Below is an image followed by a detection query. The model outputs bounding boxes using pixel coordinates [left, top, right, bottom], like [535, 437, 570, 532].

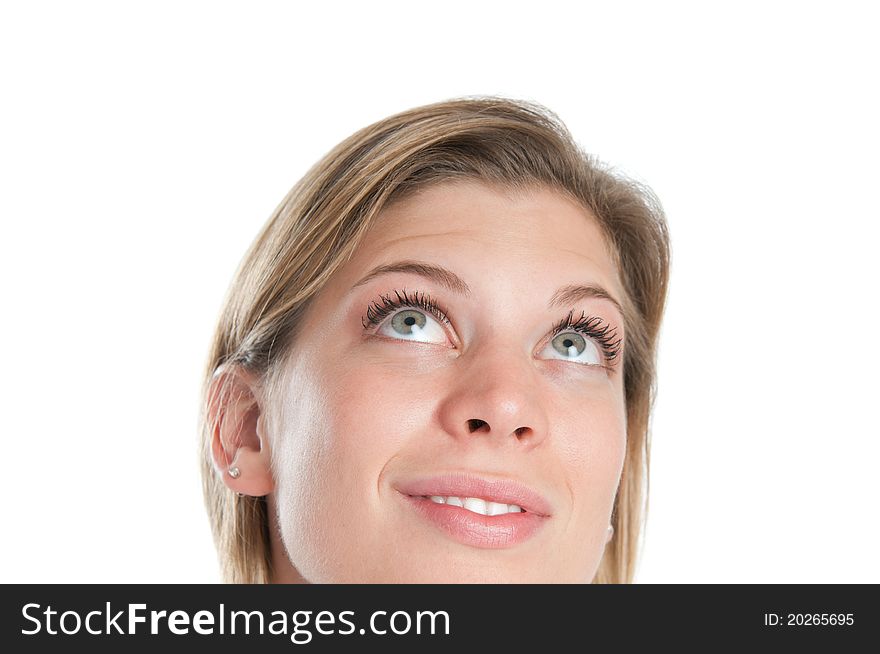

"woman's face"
[266, 180, 628, 583]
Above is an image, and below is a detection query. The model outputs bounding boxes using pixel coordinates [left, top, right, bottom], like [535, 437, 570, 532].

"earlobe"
[206, 364, 275, 497]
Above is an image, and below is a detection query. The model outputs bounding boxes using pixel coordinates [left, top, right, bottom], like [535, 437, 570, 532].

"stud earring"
[228, 466, 241, 479]
[606, 525, 614, 541]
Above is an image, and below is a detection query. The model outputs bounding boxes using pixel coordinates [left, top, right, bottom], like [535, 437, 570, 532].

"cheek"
[557, 394, 627, 518]
[322, 358, 420, 480]
[269, 355, 411, 579]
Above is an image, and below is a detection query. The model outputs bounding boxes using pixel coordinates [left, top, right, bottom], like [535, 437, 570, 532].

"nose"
[436, 340, 550, 450]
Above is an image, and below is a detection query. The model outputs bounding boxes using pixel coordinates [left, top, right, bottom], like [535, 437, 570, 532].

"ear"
[206, 363, 274, 497]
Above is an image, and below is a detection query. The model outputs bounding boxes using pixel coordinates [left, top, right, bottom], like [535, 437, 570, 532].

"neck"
[266, 493, 310, 584]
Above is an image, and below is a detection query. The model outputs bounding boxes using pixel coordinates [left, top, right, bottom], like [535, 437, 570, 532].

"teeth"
[424, 495, 525, 515]
[487, 501, 509, 516]
[462, 497, 488, 514]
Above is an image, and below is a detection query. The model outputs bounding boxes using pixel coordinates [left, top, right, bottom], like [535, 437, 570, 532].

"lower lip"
[399, 492, 549, 549]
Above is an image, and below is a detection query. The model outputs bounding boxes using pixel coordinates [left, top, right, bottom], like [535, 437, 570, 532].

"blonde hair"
[199, 95, 671, 583]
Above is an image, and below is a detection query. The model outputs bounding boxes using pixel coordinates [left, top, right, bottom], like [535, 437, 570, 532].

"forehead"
[348, 180, 623, 298]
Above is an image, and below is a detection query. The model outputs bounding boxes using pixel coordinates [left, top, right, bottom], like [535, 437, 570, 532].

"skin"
[212, 180, 628, 583]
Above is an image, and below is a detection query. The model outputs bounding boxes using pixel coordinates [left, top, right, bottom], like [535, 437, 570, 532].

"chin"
[352, 555, 586, 584]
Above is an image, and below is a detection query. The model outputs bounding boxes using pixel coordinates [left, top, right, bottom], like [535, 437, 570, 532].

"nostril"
[467, 419, 487, 432]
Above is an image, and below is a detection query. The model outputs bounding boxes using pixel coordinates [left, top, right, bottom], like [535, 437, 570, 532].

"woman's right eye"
[374, 308, 449, 344]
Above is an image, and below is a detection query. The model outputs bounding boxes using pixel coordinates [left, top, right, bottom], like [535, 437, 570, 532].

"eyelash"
[361, 289, 623, 369]
[550, 309, 623, 367]
[362, 289, 452, 330]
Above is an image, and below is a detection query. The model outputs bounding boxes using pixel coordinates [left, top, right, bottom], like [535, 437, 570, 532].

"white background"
[1, 1, 877, 583]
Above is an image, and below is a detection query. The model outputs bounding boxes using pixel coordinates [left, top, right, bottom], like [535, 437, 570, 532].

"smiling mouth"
[395, 472, 553, 517]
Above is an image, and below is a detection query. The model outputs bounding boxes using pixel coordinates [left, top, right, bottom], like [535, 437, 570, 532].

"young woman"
[200, 96, 671, 583]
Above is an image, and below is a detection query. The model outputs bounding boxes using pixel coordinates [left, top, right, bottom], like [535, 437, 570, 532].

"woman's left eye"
[541, 331, 603, 366]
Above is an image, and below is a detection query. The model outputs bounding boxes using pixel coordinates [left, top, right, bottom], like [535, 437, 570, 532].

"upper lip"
[395, 472, 554, 517]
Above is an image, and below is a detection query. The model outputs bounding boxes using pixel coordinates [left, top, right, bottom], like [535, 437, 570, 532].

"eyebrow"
[350, 260, 625, 317]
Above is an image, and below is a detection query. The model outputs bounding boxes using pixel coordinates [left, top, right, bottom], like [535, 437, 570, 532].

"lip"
[394, 472, 553, 549]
